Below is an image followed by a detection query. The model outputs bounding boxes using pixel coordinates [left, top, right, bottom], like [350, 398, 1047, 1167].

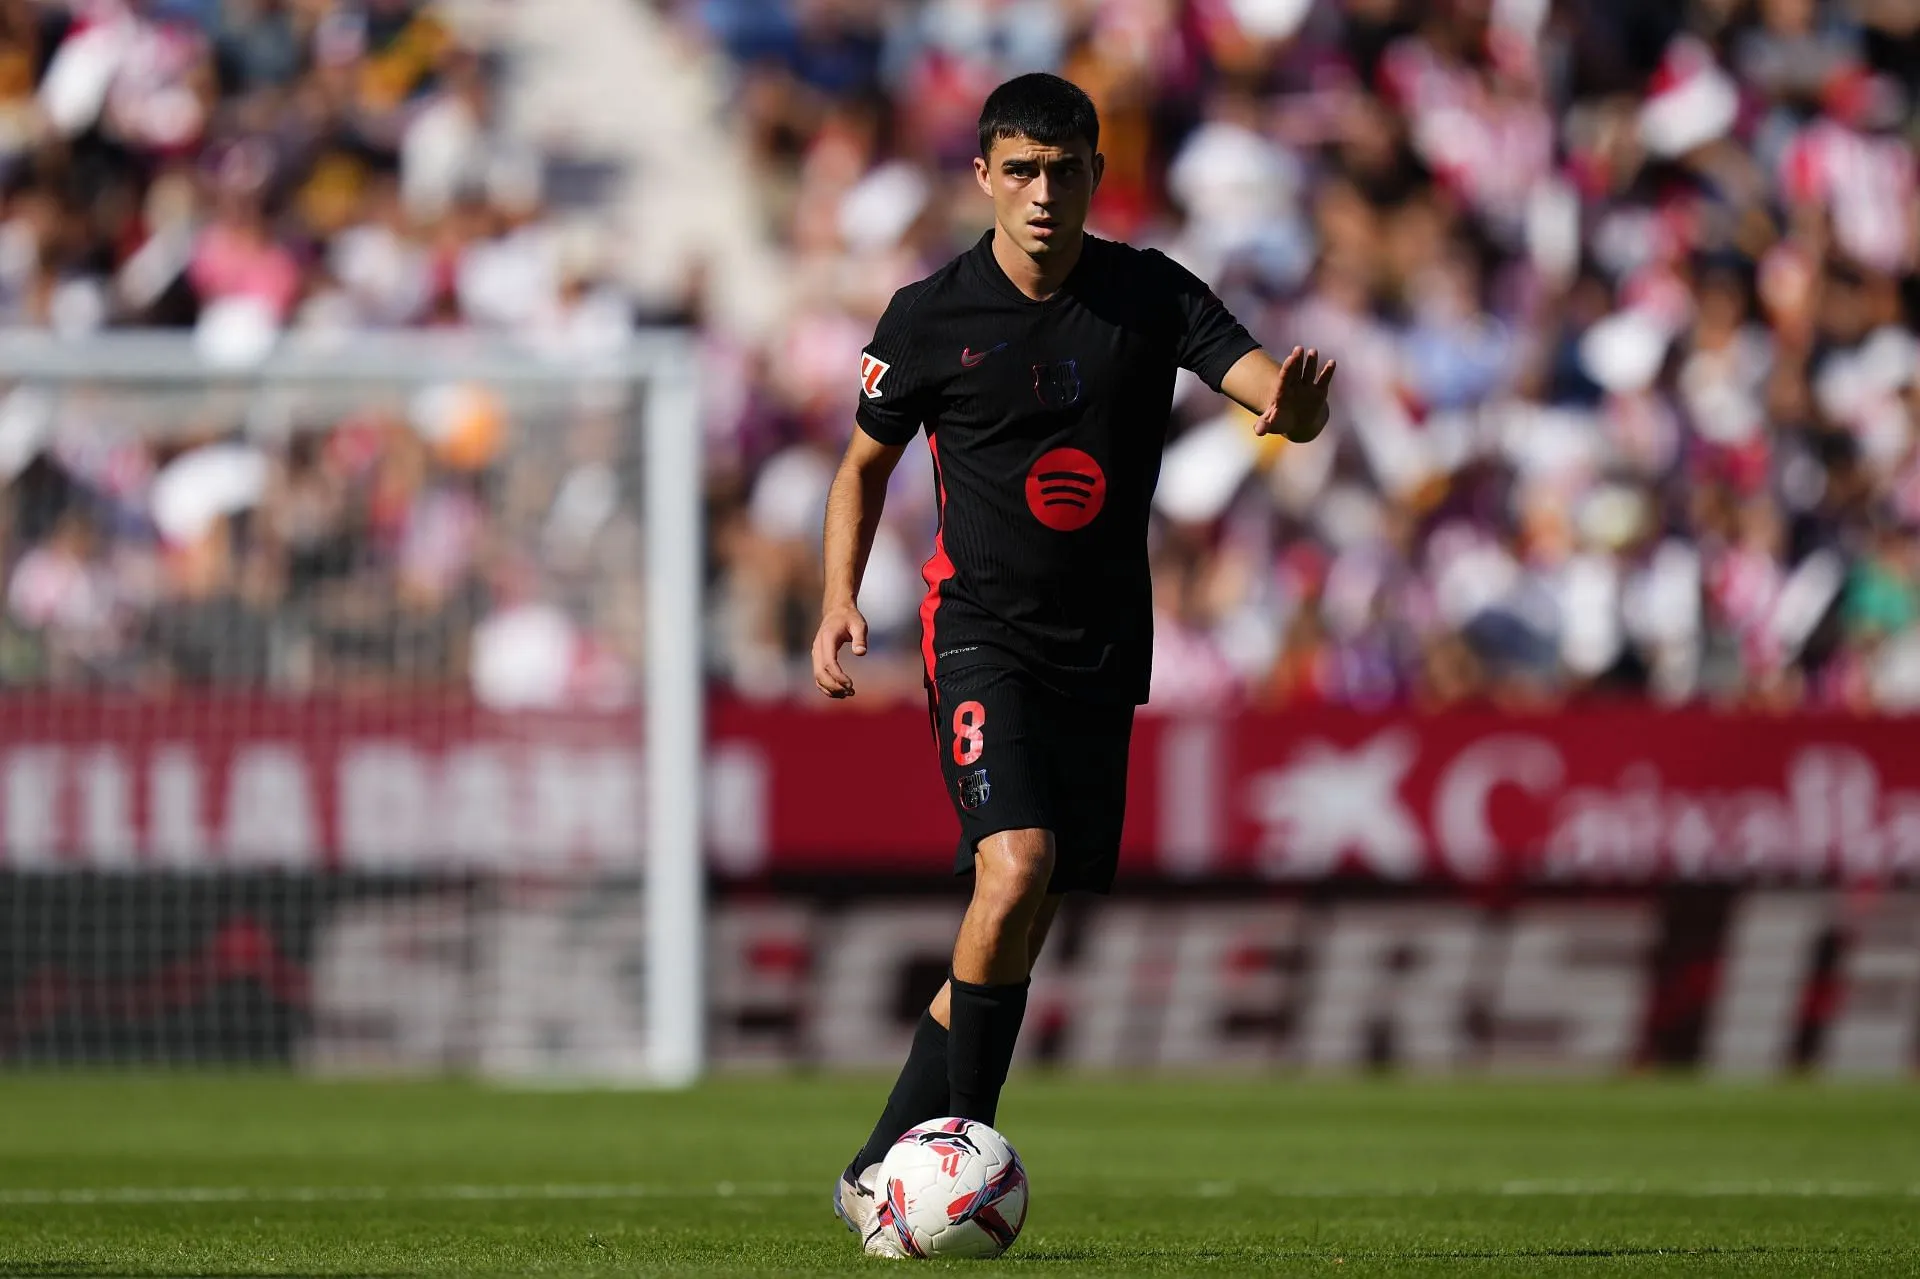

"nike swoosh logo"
[960, 343, 1008, 368]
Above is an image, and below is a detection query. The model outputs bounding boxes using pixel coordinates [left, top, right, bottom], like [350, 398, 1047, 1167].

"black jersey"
[855, 230, 1260, 705]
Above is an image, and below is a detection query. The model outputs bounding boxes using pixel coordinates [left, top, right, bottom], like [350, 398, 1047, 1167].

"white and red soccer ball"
[874, 1117, 1029, 1259]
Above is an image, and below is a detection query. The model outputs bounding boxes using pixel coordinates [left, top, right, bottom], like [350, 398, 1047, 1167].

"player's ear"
[972, 153, 993, 198]
[1090, 151, 1105, 196]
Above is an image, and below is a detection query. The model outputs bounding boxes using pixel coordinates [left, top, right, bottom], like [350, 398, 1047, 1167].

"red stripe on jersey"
[919, 433, 955, 684]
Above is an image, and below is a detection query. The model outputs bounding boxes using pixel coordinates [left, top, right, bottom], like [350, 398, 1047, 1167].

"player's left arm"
[1155, 248, 1336, 444]
[1220, 346, 1336, 443]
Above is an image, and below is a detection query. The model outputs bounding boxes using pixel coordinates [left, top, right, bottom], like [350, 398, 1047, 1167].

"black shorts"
[926, 663, 1135, 895]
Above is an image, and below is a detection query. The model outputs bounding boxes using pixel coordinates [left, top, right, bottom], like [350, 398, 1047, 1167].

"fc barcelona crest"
[1031, 359, 1081, 409]
[958, 768, 992, 810]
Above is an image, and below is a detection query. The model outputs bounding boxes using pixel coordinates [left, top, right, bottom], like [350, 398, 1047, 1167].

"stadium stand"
[674, 0, 1920, 712]
[2, 0, 1918, 715]
[0, 0, 658, 703]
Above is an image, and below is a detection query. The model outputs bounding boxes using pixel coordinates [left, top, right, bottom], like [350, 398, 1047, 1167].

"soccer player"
[815, 73, 1335, 1255]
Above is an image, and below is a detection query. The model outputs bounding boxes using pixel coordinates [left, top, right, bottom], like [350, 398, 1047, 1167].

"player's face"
[974, 134, 1103, 257]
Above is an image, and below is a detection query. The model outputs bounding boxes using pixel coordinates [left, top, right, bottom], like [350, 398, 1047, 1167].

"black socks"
[850, 1009, 951, 1177]
[848, 974, 1032, 1179]
[946, 974, 1030, 1126]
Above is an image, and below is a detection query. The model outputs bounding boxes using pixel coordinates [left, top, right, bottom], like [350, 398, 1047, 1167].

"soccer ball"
[874, 1117, 1028, 1259]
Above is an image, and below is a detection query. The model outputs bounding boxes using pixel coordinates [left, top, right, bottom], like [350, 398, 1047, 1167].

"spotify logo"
[1024, 447, 1106, 531]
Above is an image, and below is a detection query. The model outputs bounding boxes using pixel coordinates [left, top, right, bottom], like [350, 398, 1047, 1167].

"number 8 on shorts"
[951, 700, 987, 765]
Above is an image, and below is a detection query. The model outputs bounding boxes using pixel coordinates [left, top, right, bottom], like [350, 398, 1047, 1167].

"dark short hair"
[978, 73, 1099, 160]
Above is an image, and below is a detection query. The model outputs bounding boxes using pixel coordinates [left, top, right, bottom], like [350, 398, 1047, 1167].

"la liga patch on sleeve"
[860, 352, 891, 399]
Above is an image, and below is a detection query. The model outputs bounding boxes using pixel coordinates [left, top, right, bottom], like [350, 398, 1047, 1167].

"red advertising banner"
[3, 696, 1920, 882]
[0, 698, 646, 872]
[715, 701, 1920, 884]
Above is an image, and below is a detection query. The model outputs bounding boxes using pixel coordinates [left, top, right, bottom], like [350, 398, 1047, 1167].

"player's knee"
[973, 832, 1054, 913]
[973, 870, 1049, 926]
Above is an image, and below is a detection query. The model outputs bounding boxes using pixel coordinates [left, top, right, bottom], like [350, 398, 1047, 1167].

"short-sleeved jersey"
[856, 230, 1260, 705]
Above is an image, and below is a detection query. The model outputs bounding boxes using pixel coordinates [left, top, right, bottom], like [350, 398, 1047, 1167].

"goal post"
[0, 329, 705, 1085]
[641, 343, 704, 1086]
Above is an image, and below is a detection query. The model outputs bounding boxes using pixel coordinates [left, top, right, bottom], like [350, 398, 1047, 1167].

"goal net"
[0, 331, 703, 1082]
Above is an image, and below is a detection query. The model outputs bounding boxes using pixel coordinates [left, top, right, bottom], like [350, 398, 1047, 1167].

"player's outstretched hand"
[1255, 346, 1337, 443]
[812, 602, 868, 698]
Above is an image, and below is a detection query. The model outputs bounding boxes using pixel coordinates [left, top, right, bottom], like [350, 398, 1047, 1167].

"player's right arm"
[815, 284, 934, 698]
[814, 427, 907, 698]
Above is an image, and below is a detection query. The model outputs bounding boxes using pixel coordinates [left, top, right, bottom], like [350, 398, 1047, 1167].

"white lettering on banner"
[337, 743, 650, 871]
[4, 748, 61, 868]
[438, 745, 516, 868]
[1705, 893, 1830, 1077]
[1158, 721, 1221, 877]
[1485, 906, 1655, 1074]
[1544, 748, 1920, 883]
[17, 709, 1920, 881]
[528, 747, 641, 866]
[222, 745, 318, 867]
[1234, 729, 1920, 884]
[1153, 905, 1300, 1068]
[1671, 789, 1794, 880]
[1886, 803, 1920, 878]
[1432, 736, 1562, 879]
[338, 743, 433, 869]
[1821, 895, 1920, 1078]
[1545, 765, 1666, 880]
[1053, 906, 1157, 1069]
[1245, 730, 1424, 878]
[300, 896, 470, 1074]
[706, 744, 768, 876]
[79, 748, 135, 867]
[1791, 748, 1920, 880]
[1791, 748, 1848, 872]
[1299, 906, 1482, 1072]
[0, 736, 688, 868]
[148, 746, 208, 867]
[473, 885, 649, 1079]
[297, 893, 1920, 1077]
[1012, 943, 1075, 1067]
[708, 902, 812, 1067]
[812, 903, 958, 1069]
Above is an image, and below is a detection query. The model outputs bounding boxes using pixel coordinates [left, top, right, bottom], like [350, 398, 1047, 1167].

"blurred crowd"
[4, 0, 1920, 715]
[683, 0, 1920, 713]
[0, 0, 645, 702]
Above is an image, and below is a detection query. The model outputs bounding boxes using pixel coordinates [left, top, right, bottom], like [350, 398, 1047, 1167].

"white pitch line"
[1497, 1180, 1915, 1199]
[2, 1181, 1916, 1207]
[0, 1183, 801, 1206]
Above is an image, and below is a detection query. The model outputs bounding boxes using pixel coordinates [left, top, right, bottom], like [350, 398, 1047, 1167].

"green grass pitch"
[1, 1075, 1916, 1276]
